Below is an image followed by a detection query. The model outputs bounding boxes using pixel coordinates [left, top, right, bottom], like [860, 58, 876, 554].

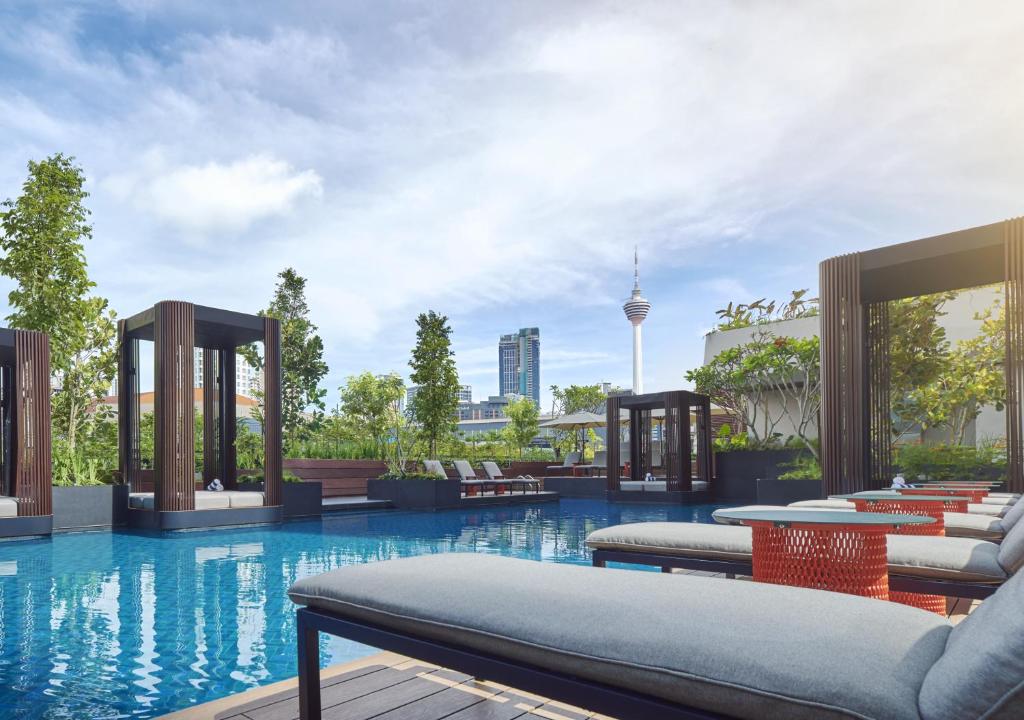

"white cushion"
[194, 491, 231, 510]
[981, 496, 1016, 506]
[791, 499, 856, 509]
[618, 481, 644, 491]
[691, 480, 708, 491]
[129, 493, 154, 510]
[0, 497, 17, 518]
[968, 503, 1008, 517]
[224, 491, 264, 508]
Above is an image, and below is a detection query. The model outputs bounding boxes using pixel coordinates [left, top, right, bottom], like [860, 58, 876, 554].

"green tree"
[503, 395, 540, 459]
[548, 383, 607, 455]
[337, 372, 405, 459]
[241, 268, 329, 448]
[0, 154, 119, 483]
[408, 310, 460, 457]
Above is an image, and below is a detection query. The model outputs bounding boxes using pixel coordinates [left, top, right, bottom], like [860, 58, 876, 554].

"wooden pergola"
[820, 217, 1024, 495]
[606, 390, 713, 494]
[0, 328, 52, 537]
[117, 301, 283, 515]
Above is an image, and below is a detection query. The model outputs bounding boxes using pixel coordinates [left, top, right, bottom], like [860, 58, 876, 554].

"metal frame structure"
[589, 548, 999, 600]
[0, 328, 53, 538]
[295, 606, 724, 720]
[821, 218, 1024, 495]
[117, 301, 283, 526]
[606, 390, 713, 496]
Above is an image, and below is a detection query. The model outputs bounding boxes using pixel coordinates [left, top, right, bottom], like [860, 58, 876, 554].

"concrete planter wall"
[541, 476, 606, 498]
[756, 477, 823, 505]
[714, 449, 802, 502]
[237, 481, 323, 518]
[52, 484, 130, 531]
[367, 477, 461, 510]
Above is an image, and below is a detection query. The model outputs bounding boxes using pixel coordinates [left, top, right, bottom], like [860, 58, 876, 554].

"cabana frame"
[606, 390, 713, 499]
[820, 218, 1024, 495]
[118, 301, 283, 529]
[0, 328, 53, 538]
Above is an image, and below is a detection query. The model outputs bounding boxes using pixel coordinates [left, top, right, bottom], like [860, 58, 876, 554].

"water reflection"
[0, 499, 721, 718]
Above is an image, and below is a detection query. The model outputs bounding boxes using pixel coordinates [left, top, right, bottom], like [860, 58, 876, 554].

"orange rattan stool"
[747, 521, 890, 600]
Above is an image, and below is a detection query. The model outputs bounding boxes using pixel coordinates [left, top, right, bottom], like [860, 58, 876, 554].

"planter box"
[541, 476, 607, 498]
[53, 484, 130, 531]
[756, 477, 823, 505]
[367, 477, 461, 510]
[235, 481, 324, 518]
[714, 449, 802, 502]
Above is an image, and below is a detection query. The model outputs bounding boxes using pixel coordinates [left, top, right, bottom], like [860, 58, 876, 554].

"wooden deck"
[158, 568, 980, 720]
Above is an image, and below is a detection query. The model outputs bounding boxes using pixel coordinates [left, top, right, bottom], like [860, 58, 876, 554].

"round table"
[898, 487, 988, 502]
[712, 509, 934, 601]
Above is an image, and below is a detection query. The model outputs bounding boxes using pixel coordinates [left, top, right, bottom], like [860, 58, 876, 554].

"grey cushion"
[691, 480, 708, 491]
[0, 496, 17, 518]
[422, 459, 446, 477]
[481, 461, 504, 480]
[968, 502, 1009, 517]
[587, 522, 753, 561]
[289, 554, 950, 720]
[547, 452, 581, 470]
[129, 492, 154, 510]
[919, 568, 1024, 720]
[790, 499, 856, 509]
[886, 535, 1006, 582]
[981, 496, 1017, 506]
[453, 460, 477, 481]
[999, 495, 1024, 532]
[224, 491, 264, 508]
[997, 515, 1024, 574]
[943, 512, 1005, 540]
[618, 481, 644, 491]
[194, 491, 231, 510]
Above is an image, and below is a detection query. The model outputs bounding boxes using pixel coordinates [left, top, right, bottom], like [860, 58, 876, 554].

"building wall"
[193, 349, 261, 399]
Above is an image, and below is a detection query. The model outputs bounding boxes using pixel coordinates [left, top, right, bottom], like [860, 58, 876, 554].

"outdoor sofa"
[127, 489, 265, 510]
[586, 495, 1024, 600]
[482, 461, 540, 493]
[289, 552, 1024, 720]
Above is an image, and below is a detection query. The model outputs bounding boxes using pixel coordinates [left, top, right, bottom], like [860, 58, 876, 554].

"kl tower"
[622, 247, 651, 394]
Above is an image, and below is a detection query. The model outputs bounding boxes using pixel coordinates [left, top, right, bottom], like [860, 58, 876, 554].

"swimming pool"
[0, 499, 724, 719]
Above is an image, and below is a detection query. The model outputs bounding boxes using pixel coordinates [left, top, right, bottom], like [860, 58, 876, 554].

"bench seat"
[289, 553, 952, 720]
[788, 500, 1008, 540]
[129, 490, 264, 510]
[0, 496, 17, 518]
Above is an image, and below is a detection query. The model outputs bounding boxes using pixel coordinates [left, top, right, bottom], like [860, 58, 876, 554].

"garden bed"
[52, 484, 130, 531]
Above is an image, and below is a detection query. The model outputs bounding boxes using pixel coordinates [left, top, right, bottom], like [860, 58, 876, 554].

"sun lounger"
[574, 450, 607, 475]
[545, 451, 580, 473]
[482, 461, 540, 493]
[289, 553, 1024, 720]
[795, 495, 1014, 518]
[422, 459, 447, 478]
[453, 459, 499, 495]
[586, 509, 1024, 600]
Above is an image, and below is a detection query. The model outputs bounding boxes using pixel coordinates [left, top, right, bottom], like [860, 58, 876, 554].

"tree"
[548, 384, 608, 455]
[337, 372, 405, 459]
[0, 154, 119, 483]
[408, 310, 460, 457]
[503, 395, 540, 459]
[241, 268, 329, 448]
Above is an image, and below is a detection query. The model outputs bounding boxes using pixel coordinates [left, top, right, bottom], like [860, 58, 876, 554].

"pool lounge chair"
[289, 553, 1024, 720]
[586, 502, 1024, 600]
[453, 460, 498, 495]
[545, 451, 580, 474]
[574, 450, 607, 475]
[792, 495, 1014, 519]
[482, 461, 540, 493]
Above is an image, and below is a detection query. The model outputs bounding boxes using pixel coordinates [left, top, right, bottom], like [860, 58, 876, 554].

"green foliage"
[408, 310, 460, 456]
[896, 441, 1007, 484]
[240, 267, 329, 449]
[548, 383, 607, 455]
[237, 470, 302, 484]
[713, 289, 818, 331]
[235, 421, 264, 470]
[777, 454, 822, 481]
[687, 332, 821, 458]
[0, 153, 119, 485]
[336, 372, 405, 459]
[712, 423, 750, 451]
[502, 395, 541, 459]
[377, 471, 448, 481]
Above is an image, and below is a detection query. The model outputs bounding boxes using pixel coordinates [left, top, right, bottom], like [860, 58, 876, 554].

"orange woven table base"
[901, 488, 986, 502]
[851, 500, 956, 536]
[890, 590, 947, 615]
[749, 525, 889, 599]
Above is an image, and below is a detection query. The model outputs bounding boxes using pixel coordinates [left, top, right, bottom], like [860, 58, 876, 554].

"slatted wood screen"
[263, 317, 283, 506]
[154, 301, 195, 511]
[14, 330, 51, 516]
[604, 394, 621, 490]
[1005, 217, 1024, 494]
[820, 254, 866, 496]
[867, 302, 893, 489]
[202, 349, 218, 485]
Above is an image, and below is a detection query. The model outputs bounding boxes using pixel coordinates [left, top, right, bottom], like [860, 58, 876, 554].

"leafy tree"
[337, 372, 405, 459]
[548, 383, 607, 455]
[408, 310, 460, 457]
[713, 289, 818, 331]
[503, 395, 540, 459]
[0, 154, 119, 483]
[241, 268, 329, 448]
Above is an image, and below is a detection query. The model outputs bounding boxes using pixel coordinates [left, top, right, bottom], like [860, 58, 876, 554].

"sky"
[1, 1, 1024, 411]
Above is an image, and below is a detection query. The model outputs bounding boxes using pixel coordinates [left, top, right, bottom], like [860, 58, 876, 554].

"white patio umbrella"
[540, 411, 607, 460]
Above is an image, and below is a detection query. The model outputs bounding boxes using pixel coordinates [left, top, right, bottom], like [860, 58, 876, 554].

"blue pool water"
[0, 499, 723, 719]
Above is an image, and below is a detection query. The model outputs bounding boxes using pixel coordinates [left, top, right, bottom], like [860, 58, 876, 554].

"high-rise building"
[622, 247, 651, 394]
[407, 384, 472, 412]
[499, 328, 540, 406]
[193, 349, 262, 399]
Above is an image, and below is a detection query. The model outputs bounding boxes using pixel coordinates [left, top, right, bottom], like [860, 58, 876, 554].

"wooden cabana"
[118, 301, 283, 529]
[0, 328, 52, 538]
[606, 390, 713, 500]
[820, 217, 1024, 495]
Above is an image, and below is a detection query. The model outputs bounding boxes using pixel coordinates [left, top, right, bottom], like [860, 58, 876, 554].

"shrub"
[237, 470, 303, 484]
[895, 442, 1006, 483]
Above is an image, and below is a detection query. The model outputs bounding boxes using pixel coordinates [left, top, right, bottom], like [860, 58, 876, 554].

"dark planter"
[714, 449, 802, 502]
[235, 480, 324, 518]
[756, 477, 823, 505]
[53, 484, 130, 531]
[541, 476, 607, 498]
[367, 477, 461, 509]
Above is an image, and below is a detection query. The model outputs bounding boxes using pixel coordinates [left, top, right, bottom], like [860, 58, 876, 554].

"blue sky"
[2, 1, 1023, 410]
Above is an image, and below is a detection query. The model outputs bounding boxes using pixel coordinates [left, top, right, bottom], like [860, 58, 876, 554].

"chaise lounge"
[289, 552, 1024, 719]
[545, 452, 580, 474]
[452, 460, 499, 495]
[482, 461, 540, 493]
